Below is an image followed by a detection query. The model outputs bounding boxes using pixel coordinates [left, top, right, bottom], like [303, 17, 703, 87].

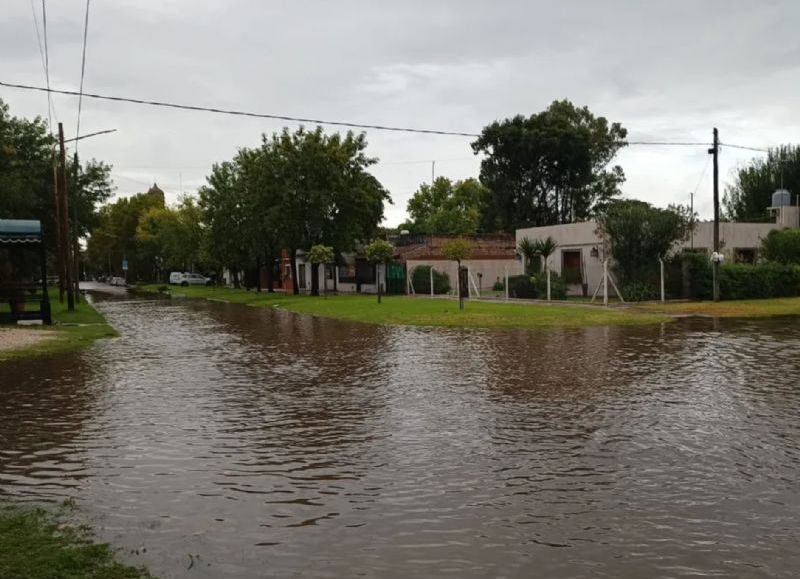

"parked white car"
[171, 272, 211, 286]
[109, 276, 126, 287]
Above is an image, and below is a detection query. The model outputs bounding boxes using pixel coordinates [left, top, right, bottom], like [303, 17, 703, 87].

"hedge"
[507, 275, 537, 299]
[666, 254, 800, 300]
[411, 265, 451, 294]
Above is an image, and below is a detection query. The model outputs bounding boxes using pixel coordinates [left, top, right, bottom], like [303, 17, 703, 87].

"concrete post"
[603, 259, 608, 307]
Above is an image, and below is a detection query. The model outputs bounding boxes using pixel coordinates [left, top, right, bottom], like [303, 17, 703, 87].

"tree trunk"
[290, 250, 300, 295]
[310, 263, 320, 296]
[232, 268, 240, 289]
[256, 259, 262, 293]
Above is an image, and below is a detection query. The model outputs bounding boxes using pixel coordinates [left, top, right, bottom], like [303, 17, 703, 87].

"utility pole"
[431, 160, 435, 184]
[58, 123, 75, 311]
[72, 152, 81, 304]
[709, 127, 720, 302]
[689, 191, 694, 249]
[52, 155, 64, 303]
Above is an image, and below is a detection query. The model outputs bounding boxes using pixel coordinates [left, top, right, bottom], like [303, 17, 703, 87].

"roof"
[0, 219, 43, 243]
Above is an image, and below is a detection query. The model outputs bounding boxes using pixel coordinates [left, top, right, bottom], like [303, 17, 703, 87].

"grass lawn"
[0, 298, 118, 361]
[632, 296, 800, 318]
[0, 506, 153, 579]
[136, 284, 668, 329]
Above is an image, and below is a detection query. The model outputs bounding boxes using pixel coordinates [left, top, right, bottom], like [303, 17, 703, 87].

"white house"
[516, 215, 793, 296]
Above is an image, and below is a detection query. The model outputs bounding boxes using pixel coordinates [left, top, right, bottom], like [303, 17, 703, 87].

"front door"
[561, 250, 582, 285]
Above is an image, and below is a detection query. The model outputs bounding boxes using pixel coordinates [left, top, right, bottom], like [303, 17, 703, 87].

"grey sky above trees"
[2, 0, 799, 226]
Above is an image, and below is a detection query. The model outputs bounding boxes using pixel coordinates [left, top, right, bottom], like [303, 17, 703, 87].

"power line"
[40, 1, 55, 130]
[0, 80, 482, 137]
[721, 142, 770, 153]
[0, 79, 780, 152]
[75, 0, 91, 155]
[627, 140, 708, 146]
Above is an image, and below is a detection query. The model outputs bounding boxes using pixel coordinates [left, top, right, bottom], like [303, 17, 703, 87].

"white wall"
[516, 220, 782, 295]
[407, 259, 522, 293]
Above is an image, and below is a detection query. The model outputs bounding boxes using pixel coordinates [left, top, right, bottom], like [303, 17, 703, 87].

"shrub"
[411, 266, 451, 294]
[621, 281, 659, 302]
[507, 274, 537, 299]
[719, 263, 800, 299]
[492, 279, 505, 291]
[761, 228, 800, 264]
[531, 271, 567, 299]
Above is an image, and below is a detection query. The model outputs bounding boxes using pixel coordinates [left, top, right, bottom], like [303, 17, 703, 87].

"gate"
[385, 262, 406, 295]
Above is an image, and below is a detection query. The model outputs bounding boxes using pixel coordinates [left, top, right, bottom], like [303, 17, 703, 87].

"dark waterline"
[1, 296, 799, 578]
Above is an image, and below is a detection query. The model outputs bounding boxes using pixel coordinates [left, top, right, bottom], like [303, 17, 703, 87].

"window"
[339, 263, 357, 283]
[734, 248, 757, 264]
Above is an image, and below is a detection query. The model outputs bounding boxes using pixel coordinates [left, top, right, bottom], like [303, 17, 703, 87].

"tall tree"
[198, 162, 252, 287]
[403, 177, 487, 235]
[85, 185, 165, 280]
[472, 100, 627, 232]
[724, 145, 800, 222]
[597, 200, 691, 287]
[0, 99, 113, 253]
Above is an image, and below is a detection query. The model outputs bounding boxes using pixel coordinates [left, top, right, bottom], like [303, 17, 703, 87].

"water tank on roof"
[772, 188, 792, 208]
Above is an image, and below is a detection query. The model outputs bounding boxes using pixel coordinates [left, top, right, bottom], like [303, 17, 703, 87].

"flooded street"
[1, 295, 799, 578]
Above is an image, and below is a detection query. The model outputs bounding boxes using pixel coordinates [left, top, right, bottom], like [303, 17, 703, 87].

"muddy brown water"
[1, 295, 799, 578]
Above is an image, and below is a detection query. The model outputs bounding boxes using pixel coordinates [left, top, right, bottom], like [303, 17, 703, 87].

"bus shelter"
[0, 219, 52, 325]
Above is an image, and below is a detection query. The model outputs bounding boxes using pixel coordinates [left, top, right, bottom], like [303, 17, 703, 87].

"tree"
[597, 200, 691, 287]
[85, 185, 165, 281]
[136, 197, 205, 279]
[365, 239, 394, 303]
[441, 238, 472, 267]
[724, 145, 800, 222]
[307, 244, 334, 296]
[404, 177, 487, 235]
[761, 228, 800, 264]
[472, 100, 627, 232]
[517, 237, 538, 274]
[258, 126, 389, 294]
[0, 99, 113, 255]
[534, 236, 559, 275]
[198, 162, 252, 287]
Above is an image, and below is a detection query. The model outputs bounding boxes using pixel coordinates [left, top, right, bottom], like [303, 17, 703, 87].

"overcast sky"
[2, 0, 799, 225]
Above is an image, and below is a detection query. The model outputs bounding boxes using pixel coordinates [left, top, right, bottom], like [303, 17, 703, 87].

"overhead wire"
[75, 0, 91, 155]
[2, 79, 771, 151]
[40, 1, 56, 130]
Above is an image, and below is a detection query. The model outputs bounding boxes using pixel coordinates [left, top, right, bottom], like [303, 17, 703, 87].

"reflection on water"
[1, 297, 799, 578]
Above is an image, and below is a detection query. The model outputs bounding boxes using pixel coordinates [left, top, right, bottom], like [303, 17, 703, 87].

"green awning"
[0, 219, 43, 243]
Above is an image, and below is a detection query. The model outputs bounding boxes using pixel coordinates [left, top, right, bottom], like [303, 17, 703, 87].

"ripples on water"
[1, 297, 799, 577]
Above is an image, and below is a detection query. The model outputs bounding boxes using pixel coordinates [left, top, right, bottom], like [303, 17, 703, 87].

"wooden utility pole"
[52, 156, 64, 303]
[709, 128, 720, 302]
[58, 123, 75, 311]
[72, 152, 81, 304]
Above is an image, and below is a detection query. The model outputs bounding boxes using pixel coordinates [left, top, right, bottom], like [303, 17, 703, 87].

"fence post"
[430, 266, 434, 297]
[547, 265, 551, 302]
[603, 259, 608, 306]
[660, 257, 665, 303]
[504, 266, 509, 300]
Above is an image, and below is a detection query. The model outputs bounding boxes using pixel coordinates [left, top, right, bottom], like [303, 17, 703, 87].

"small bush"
[531, 271, 567, 299]
[492, 279, 505, 291]
[411, 266, 451, 294]
[507, 275, 538, 299]
[621, 281, 659, 302]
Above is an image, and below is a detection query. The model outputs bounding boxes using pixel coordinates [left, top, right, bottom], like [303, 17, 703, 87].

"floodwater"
[1, 295, 799, 578]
